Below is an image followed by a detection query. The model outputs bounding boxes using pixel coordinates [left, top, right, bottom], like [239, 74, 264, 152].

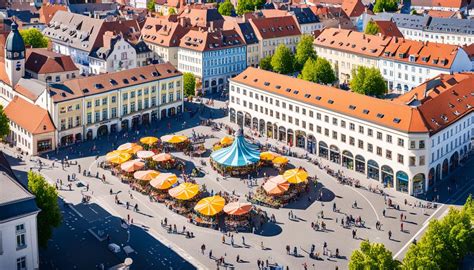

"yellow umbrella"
[120, 159, 145, 172]
[272, 156, 289, 165]
[168, 182, 199, 200]
[194, 196, 225, 216]
[106, 150, 131, 164]
[283, 168, 308, 184]
[150, 173, 178, 190]
[220, 136, 234, 146]
[140, 136, 159, 145]
[117, 143, 143, 154]
[161, 135, 188, 144]
[133, 170, 160, 181]
[260, 151, 280, 161]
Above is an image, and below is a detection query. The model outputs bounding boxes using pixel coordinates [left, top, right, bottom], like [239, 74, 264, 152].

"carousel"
[210, 128, 261, 176]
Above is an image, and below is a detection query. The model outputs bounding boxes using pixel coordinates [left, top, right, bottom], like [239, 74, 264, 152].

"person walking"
[201, 244, 206, 254]
[388, 230, 392, 240]
[400, 222, 404, 232]
[209, 249, 213, 259]
[286, 245, 290, 255]
[222, 235, 225, 244]
[242, 236, 245, 246]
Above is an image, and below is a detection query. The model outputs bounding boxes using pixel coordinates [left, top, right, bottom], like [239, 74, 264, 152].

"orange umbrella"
[137, 150, 154, 159]
[106, 150, 131, 164]
[117, 143, 143, 154]
[272, 156, 289, 165]
[263, 175, 289, 195]
[120, 159, 145, 172]
[152, 153, 173, 162]
[150, 173, 178, 190]
[168, 182, 199, 200]
[140, 136, 159, 145]
[133, 170, 160, 181]
[223, 202, 253, 216]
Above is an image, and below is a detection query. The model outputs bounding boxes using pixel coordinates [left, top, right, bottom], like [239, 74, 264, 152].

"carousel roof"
[211, 128, 260, 167]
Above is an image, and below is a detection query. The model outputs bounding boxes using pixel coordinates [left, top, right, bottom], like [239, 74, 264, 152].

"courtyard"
[5, 98, 474, 270]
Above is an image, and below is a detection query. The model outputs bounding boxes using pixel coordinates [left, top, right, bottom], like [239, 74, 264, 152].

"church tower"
[4, 22, 25, 86]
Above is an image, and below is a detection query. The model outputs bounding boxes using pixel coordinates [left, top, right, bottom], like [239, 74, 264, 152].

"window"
[377, 132, 382, 140]
[16, 224, 26, 250]
[341, 134, 346, 142]
[368, 129, 373, 136]
[398, 138, 404, 147]
[341, 120, 346, 128]
[386, 135, 392, 143]
[95, 99, 100, 106]
[398, 154, 404, 164]
[368, 143, 373, 153]
[359, 126, 364, 134]
[376, 147, 382, 156]
[87, 112, 92, 124]
[332, 118, 337, 125]
[111, 96, 116, 103]
[324, 115, 329, 123]
[102, 98, 107, 105]
[332, 131, 337, 139]
[17, 256, 26, 270]
[349, 137, 355, 146]
[419, 140, 425, 149]
[123, 93, 128, 100]
[419, 156, 425, 166]
[386, 150, 392, 160]
[349, 123, 355, 131]
[324, 128, 329, 136]
[410, 141, 416, 149]
[358, 140, 363, 149]
[87, 101, 92, 108]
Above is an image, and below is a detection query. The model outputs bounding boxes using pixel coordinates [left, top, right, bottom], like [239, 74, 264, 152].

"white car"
[108, 243, 121, 253]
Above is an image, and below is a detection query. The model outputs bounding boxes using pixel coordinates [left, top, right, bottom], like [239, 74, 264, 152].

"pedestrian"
[388, 230, 392, 240]
[222, 235, 225, 244]
[86, 183, 89, 191]
[293, 246, 297, 256]
[352, 229, 357, 239]
[209, 249, 212, 259]
[257, 259, 261, 269]
[286, 245, 290, 254]
[400, 213, 403, 221]
[110, 188, 113, 195]
[236, 255, 240, 262]
[127, 214, 130, 223]
[382, 209, 386, 217]
[201, 244, 205, 254]
[261, 241, 264, 250]
[242, 235, 245, 246]
[400, 223, 404, 232]
[231, 235, 234, 246]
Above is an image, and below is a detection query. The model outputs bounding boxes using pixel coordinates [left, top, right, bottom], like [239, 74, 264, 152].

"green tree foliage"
[146, 0, 155, 11]
[168, 7, 177, 15]
[365, 21, 380, 35]
[218, 0, 234, 16]
[20, 28, 48, 48]
[373, 0, 399, 13]
[300, 57, 336, 84]
[236, 0, 264, 15]
[271, 44, 294, 74]
[350, 66, 387, 96]
[294, 35, 316, 71]
[0, 105, 9, 139]
[259, 55, 272, 71]
[402, 198, 474, 270]
[27, 171, 61, 248]
[349, 240, 400, 270]
[183, 72, 196, 97]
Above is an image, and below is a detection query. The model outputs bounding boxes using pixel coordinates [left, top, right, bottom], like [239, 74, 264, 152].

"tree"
[236, 0, 264, 15]
[0, 105, 9, 139]
[301, 57, 336, 84]
[294, 35, 316, 71]
[373, 0, 398, 13]
[271, 44, 294, 74]
[350, 66, 387, 96]
[218, 0, 234, 16]
[259, 55, 272, 71]
[27, 171, 61, 248]
[183, 72, 196, 97]
[168, 7, 177, 15]
[146, 0, 155, 12]
[20, 28, 48, 48]
[365, 21, 380, 35]
[402, 200, 474, 270]
[349, 240, 400, 270]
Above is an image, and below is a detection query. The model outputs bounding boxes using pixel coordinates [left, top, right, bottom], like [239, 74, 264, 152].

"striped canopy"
[210, 128, 260, 167]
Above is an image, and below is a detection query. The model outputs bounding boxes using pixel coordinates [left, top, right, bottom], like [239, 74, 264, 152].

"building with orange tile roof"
[229, 67, 473, 195]
[411, 0, 468, 13]
[38, 4, 67, 25]
[371, 20, 404, 38]
[4, 96, 56, 155]
[25, 48, 79, 83]
[313, 28, 472, 92]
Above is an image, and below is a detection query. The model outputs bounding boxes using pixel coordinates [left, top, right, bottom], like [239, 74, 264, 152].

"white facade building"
[0, 153, 40, 270]
[229, 67, 473, 196]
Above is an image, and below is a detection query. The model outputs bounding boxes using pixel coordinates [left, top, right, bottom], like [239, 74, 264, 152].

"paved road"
[5, 99, 473, 270]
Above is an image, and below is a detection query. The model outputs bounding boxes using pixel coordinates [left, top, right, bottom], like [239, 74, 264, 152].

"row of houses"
[1, 23, 184, 155]
[313, 28, 472, 92]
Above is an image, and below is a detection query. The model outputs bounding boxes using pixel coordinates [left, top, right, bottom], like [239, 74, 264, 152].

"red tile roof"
[341, 0, 365, 17]
[426, 10, 457, 18]
[48, 63, 181, 103]
[314, 28, 392, 58]
[4, 96, 56, 135]
[249, 16, 301, 40]
[38, 4, 67, 24]
[179, 28, 245, 52]
[232, 67, 428, 133]
[25, 48, 78, 74]
[141, 16, 189, 47]
[373, 20, 404, 38]
[382, 38, 460, 69]
[395, 73, 474, 134]
[411, 0, 467, 8]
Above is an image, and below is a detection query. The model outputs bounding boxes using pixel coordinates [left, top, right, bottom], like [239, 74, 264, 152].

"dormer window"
[409, 55, 416, 62]
[398, 53, 406, 58]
